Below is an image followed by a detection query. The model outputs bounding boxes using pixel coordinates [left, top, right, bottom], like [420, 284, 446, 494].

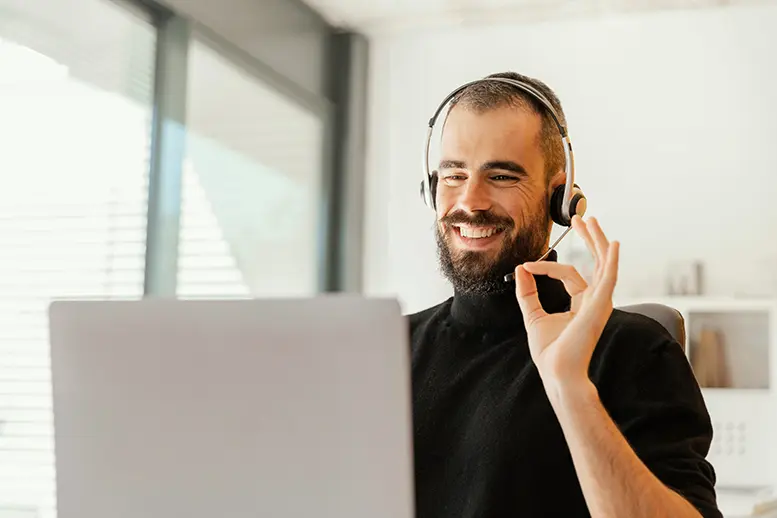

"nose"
[457, 176, 491, 213]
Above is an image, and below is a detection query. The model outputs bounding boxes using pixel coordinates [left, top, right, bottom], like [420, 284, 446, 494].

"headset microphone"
[419, 76, 587, 282]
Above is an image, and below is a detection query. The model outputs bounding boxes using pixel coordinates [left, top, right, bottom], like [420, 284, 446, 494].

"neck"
[449, 251, 570, 329]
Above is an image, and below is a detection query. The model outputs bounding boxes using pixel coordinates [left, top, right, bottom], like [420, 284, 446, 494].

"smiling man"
[408, 72, 722, 517]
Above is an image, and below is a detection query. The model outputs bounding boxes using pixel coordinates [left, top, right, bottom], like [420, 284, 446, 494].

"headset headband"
[426, 77, 568, 137]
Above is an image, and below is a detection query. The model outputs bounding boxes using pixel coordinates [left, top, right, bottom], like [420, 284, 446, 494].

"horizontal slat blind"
[0, 1, 155, 517]
[177, 163, 252, 299]
[177, 38, 325, 299]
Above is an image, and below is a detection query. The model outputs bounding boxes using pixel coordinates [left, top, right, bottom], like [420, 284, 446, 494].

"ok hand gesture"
[513, 216, 620, 388]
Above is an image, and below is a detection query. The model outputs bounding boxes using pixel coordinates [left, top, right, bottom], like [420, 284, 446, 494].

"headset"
[419, 76, 588, 282]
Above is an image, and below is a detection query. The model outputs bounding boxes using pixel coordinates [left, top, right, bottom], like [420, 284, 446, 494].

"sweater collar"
[449, 250, 571, 329]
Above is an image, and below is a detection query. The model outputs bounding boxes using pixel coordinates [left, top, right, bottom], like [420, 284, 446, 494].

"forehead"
[440, 105, 543, 163]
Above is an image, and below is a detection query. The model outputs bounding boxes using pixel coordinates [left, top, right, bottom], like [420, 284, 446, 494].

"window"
[177, 38, 325, 298]
[0, 0, 156, 516]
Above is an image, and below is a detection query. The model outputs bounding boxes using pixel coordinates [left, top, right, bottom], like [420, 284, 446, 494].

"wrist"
[542, 375, 599, 410]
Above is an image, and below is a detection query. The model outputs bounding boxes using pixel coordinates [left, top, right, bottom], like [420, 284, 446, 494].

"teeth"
[458, 226, 497, 239]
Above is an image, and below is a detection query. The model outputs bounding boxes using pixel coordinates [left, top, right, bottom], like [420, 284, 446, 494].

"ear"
[547, 170, 566, 197]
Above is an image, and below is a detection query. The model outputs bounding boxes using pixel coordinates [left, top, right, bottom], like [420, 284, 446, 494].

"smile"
[451, 224, 505, 249]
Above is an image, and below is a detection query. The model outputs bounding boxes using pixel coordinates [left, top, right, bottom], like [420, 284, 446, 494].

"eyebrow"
[438, 159, 467, 170]
[438, 159, 529, 178]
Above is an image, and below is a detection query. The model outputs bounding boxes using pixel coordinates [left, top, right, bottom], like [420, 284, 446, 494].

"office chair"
[617, 303, 686, 351]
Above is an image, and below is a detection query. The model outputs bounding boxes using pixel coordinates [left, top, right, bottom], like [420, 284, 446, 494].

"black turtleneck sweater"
[408, 267, 722, 518]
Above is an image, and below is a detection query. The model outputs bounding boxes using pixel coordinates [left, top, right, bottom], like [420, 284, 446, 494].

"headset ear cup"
[550, 185, 567, 226]
[420, 171, 437, 209]
[550, 184, 587, 226]
[420, 171, 439, 210]
[569, 188, 587, 220]
[429, 171, 438, 210]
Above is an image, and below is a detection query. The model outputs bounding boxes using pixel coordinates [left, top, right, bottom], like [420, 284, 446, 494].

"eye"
[441, 173, 467, 186]
[491, 174, 520, 183]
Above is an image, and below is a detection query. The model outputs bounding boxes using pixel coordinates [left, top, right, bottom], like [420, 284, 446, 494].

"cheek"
[435, 186, 455, 210]
[504, 191, 548, 226]
[435, 194, 456, 220]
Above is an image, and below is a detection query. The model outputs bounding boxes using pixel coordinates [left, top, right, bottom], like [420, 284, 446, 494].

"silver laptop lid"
[49, 296, 414, 518]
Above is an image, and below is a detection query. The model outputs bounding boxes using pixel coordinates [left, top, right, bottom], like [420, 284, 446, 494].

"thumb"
[514, 265, 546, 326]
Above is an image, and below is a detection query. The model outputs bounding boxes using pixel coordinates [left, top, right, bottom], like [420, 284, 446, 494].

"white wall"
[363, 4, 777, 314]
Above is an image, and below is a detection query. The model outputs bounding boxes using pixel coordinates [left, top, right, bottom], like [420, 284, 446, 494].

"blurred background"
[1, 0, 776, 516]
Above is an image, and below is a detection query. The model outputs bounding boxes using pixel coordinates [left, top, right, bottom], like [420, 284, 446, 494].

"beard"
[436, 203, 550, 295]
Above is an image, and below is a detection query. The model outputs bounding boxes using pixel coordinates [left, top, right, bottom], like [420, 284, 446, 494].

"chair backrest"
[617, 303, 686, 351]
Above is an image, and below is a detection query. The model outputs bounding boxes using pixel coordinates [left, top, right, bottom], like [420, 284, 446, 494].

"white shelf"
[704, 390, 775, 486]
[689, 310, 770, 390]
[614, 296, 777, 487]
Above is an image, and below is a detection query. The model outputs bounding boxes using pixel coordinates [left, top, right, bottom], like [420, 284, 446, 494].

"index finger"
[521, 261, 587, 297]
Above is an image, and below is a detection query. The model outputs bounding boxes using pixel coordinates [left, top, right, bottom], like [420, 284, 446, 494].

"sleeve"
[599, 327, 723, 518]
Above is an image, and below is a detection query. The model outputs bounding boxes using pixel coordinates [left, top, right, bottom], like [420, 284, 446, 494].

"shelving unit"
[614, 296, 777, 488]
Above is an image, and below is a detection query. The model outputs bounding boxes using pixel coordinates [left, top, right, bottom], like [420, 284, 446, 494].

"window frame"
[140, 3, 344, 296]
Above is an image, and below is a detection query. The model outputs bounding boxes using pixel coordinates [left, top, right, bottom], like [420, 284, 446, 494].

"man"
[408, 71, 722, 517]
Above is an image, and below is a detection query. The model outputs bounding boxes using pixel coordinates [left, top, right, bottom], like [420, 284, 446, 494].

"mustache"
[440, 210, 514, 230]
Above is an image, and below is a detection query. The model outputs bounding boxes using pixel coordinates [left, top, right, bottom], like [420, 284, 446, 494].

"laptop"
[48, 296, 415, 518]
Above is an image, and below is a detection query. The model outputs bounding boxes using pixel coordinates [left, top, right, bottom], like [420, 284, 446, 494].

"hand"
[513, 216, 620, 388]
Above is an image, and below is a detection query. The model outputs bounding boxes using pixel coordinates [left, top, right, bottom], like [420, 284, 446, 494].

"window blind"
[177, 161, 252, 299]
[177, 38, 325, 299]
[0, 2, 155, 517]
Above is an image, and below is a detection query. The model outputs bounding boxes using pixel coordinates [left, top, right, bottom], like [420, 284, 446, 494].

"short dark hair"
[447, 71, 566, 184]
